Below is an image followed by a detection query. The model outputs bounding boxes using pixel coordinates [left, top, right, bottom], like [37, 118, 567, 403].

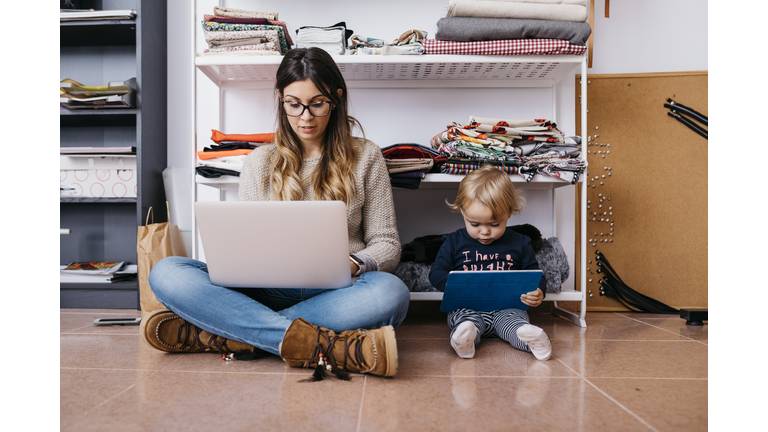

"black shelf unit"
[60, 0, 167, 309]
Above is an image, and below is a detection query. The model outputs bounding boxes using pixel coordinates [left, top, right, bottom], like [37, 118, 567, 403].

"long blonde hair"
[271, 48, 361, 204]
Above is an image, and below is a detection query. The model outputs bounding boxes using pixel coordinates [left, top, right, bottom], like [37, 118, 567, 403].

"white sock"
[516, 324, 552, 361]
[451, 321, 478, 359]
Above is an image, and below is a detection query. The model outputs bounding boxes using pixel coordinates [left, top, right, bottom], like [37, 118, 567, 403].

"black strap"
[667, 99, 708, 125]
[667, 111, 708, 140]
[594, 250, 678, 314]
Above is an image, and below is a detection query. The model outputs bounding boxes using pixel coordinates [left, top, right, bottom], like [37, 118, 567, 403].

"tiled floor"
[60, 302, 707, 431]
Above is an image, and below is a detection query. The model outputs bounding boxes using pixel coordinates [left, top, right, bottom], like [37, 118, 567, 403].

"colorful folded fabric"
[197, 149, 253, 160]
[207, 37, 266, 47]
[466, 116, 564, 141]
[447, 0, 588, 22]
[204, 29, 280, 45]
[390, 169, 429, 179]
[348, 29, 427, 56]
[197, 155, 247, 172]
[208, 17, 270, 25]
[202, 21, 289, 53]
[381, 143, 448, 162]
[212, 6, 277, 20]
[203, 142, 258, 152]
[435, 16, 592, 46]
[205, 43, 277, 54]
[196, 166, 241, 178]
[519, 156, 585, 183]
[422, 38, 587, 55]
[440, 162, 519, 175]
[203, 15, 292, 46]
[385, 158, 435, 174]
[210, 130, 275, 144]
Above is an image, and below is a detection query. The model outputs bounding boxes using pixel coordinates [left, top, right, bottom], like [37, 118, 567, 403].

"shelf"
[410, 288, 584, 301]
[196, 172, 582, 190]
[60, 280, 139, 309]
[196, 54, 586, 89]
[60, 0, 167, 310]
[60, 109, 138, 116]
[60, 197, 138, 204]
[60, 280, 139, 290]
[60, 20, 136, 46]
[60, 109, 138, 127]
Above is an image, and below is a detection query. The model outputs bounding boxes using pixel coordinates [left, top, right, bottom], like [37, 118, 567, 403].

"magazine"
[61, 261, 126, 274]
[60, 263, 137, 283]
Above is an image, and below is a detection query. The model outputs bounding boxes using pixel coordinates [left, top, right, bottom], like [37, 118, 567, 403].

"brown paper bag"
[137, 202, 186, 318]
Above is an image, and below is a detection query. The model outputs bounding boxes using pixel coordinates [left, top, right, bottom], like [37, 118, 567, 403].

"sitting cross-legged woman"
[141, 47, 410, 378]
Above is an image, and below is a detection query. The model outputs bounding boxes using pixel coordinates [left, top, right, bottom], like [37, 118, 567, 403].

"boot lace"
[156, 315, 236, 354]
[310, 328, 378, 374]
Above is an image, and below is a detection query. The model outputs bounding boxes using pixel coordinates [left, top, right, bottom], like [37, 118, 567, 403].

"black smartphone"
[92, 317, 142, 326]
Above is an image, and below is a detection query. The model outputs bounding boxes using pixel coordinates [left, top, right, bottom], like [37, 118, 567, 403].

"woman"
[142, 48, 410, 378]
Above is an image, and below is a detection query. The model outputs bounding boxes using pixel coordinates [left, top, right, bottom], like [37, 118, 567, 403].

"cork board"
[574, 71, 708, 311]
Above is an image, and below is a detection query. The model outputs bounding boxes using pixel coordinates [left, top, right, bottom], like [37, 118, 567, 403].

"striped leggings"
[447, 308, 531, 353]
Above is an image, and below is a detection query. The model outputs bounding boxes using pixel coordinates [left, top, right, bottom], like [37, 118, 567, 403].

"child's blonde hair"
[446, 164, 526, 218]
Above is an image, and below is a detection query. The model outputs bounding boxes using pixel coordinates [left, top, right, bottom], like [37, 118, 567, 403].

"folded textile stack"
[60, 78, 137, 110]
[201, 6, 292, 56]
[424, 0, 591, 56]
[348, 29, 427, 56]
[430, 116, 585, 183]
[295, 22, 353, 55]
[196, 129, 275, 178]
[381, 144, 449, 189]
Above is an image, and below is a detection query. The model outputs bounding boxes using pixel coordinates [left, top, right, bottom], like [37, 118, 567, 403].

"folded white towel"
[447, 0, 588, 22]
[295, 27, 346, 55]
[295, 28, 344, 43]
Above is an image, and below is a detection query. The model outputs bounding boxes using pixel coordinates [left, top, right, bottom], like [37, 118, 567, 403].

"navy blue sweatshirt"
[428, 227, 547, 295]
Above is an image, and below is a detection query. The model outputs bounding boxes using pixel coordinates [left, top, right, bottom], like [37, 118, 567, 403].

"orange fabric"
[197, 149, 253, 160]
[210, 129, 275, 144]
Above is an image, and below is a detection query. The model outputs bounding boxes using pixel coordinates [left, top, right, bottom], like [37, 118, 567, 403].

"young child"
[428, 164, 552, 361]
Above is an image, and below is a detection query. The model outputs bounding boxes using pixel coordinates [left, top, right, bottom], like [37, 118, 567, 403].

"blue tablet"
[440, 270, 544, 312]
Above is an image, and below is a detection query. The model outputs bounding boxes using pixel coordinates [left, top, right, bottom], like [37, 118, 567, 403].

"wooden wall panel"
[575, 71, 708, 311]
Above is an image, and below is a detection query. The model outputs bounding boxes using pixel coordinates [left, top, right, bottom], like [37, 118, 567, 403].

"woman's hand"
[521, 288, 544, 307]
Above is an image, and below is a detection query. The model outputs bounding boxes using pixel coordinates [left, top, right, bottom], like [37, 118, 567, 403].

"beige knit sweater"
[238, 138, 401, 273]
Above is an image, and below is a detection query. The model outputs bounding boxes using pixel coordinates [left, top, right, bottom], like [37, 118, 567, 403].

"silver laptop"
[194, 201, 352, 289]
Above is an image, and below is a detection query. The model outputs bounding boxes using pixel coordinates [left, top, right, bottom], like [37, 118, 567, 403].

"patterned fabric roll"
[422, 38, 586, 55]
[213, 6, 278, 20]
[205, 16, 294, 47]
[440, 162, 518, 175]
[202, 21, 290, 53]
[205, 43, 277, 54]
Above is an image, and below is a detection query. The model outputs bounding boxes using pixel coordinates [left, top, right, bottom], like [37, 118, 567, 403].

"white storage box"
[60, 155, 137, 198]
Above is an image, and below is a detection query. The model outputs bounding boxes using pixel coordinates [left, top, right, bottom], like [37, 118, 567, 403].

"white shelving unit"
[196, 54, 585, 89]
[191, 10, 588, 327]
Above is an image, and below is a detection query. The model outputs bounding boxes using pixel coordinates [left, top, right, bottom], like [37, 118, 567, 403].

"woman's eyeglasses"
[281, 100, 333, 117]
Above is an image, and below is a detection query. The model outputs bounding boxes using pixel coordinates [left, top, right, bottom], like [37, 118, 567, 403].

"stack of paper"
[60, 146, 136, 155]
[60, 78, 137, 110]
[60, 9, 136, 21]
[60, 261, 138, 283]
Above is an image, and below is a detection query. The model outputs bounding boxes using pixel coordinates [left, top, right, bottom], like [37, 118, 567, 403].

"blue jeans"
[148, 256, 411, 355]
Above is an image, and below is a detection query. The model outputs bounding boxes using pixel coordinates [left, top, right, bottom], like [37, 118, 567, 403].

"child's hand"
[521, 288, 544, 307]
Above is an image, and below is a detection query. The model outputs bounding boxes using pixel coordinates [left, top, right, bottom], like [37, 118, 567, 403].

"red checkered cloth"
[422, 39, 587, 56]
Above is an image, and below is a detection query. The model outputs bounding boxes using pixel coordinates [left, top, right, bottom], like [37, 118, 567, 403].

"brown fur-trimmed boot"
[279, 318, 398, 377]
[140, 309, 256, 354]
